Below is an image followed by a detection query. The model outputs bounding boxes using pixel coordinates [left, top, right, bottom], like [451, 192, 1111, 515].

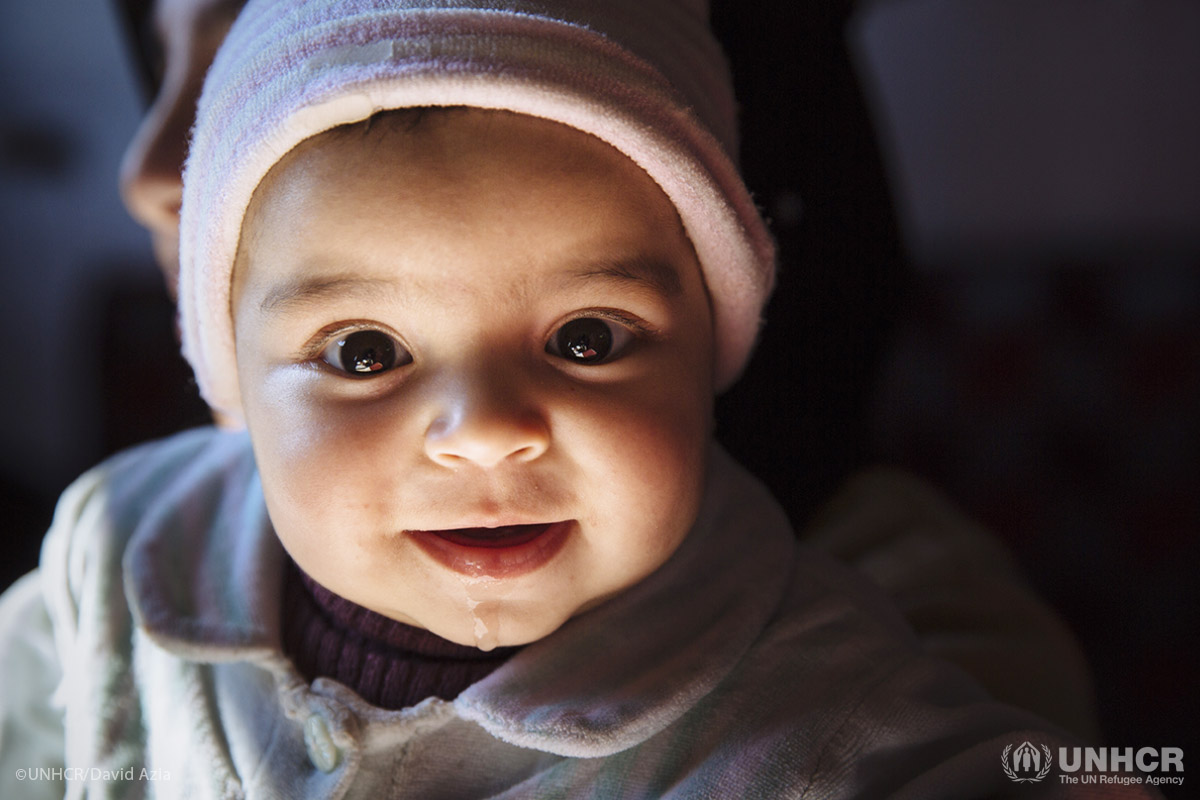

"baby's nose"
[423, 379, 550, 469]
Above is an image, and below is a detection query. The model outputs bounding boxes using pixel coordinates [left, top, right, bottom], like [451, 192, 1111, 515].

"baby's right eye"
[319, 330, 412, 376]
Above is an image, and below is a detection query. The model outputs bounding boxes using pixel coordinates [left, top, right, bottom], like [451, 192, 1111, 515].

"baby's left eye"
[545, 317, 635, 365]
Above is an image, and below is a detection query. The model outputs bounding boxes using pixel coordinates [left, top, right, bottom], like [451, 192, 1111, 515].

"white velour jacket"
[0, 428, 1136, 798]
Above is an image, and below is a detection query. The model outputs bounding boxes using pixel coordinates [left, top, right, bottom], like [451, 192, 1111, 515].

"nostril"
[510, 442, 547, 463]
[428, 450, 466, 469]
[424, 415, 550, 469]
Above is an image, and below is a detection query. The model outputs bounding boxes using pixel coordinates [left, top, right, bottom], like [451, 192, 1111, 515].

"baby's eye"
[545, 317, 634, 365]
[320, 330, 412, 376]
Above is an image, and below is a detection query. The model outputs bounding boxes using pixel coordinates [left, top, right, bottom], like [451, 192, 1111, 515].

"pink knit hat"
[179, 0, 775, 421]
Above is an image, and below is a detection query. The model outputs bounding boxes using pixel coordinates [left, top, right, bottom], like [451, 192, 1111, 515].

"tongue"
[432, 523, 551, 549]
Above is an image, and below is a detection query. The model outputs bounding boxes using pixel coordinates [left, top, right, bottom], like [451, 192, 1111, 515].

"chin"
[428, 594, 582, 653]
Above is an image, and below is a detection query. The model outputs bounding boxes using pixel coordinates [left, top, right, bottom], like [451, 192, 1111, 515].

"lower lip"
[408, 520, 573, 579]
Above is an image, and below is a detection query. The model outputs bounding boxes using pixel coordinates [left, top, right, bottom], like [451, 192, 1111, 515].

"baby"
[232, 106, 719, 653]
[0, 0, 1155, 797]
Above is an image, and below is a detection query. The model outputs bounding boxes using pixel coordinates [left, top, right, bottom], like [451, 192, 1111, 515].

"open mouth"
[430, 523, 557, 549]
[407, 520, 573, 578]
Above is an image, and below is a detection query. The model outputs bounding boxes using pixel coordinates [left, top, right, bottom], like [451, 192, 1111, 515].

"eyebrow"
[256, 255, 684, 316]
[258, 275, 400, 315]
[569, 256, 683, 298]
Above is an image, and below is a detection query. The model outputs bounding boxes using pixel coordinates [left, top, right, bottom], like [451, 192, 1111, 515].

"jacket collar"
[123, 429, 285, 664]
[124, 432, 797, 758]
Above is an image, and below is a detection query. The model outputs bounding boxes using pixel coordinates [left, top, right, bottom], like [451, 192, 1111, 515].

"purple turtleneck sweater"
[281, 558, 519, 710]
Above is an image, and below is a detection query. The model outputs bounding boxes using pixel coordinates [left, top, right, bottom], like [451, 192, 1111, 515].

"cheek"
[241, 369, 415, 553]
[567, 365, 712, 549]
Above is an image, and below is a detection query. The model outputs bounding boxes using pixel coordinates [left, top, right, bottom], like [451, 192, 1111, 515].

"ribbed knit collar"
[280, 557, 519, 710]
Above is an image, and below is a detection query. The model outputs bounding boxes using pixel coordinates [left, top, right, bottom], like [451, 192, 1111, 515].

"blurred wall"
[0, 1, 153, 487]
[853, 0, 1200, 264]
[852, 0, 1198, 780]
[0, 0, 162, 586]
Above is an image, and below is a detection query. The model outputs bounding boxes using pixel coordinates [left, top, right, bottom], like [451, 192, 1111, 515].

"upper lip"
[404, 517, 568, 533]
[407, 520, 575, 578]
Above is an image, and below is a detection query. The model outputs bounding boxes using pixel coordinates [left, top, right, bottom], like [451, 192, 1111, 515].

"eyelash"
[301, 309, 658, 376]
[302, 321, 410, 377]
[543, 309, 657, 366]
[558, 308, 657, 336]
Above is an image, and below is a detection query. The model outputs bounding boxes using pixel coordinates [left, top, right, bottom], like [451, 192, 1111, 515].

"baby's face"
[232, 109, 715, 649]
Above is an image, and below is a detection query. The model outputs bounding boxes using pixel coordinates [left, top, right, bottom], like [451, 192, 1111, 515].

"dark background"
[1, 0, 1196, 791]
[712, 4, 1199, 790]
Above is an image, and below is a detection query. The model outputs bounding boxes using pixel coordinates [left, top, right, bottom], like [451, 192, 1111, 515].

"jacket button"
[304, 713, 341, 773]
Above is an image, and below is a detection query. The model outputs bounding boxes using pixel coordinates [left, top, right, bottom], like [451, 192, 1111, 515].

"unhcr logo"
[1003, 742, 1052, 783]
[1001, 743, 1185, 788]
